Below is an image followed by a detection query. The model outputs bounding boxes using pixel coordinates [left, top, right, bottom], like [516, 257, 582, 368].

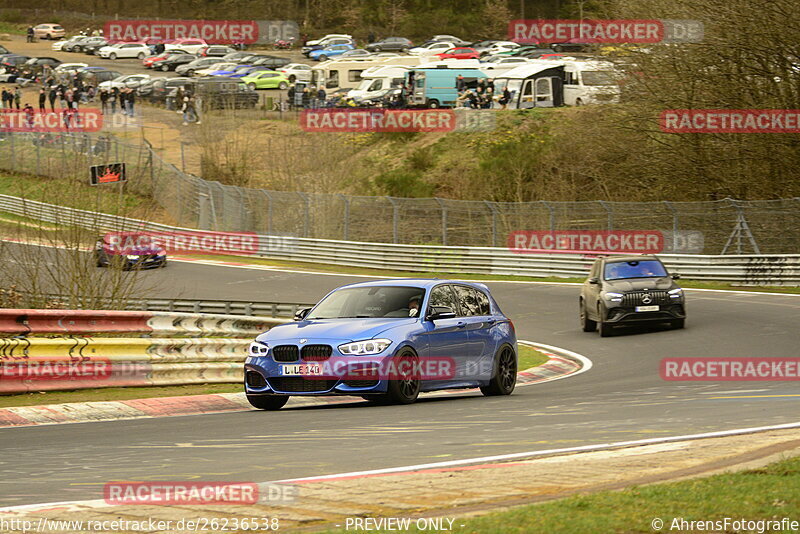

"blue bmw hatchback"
[244, 279, 517, 410]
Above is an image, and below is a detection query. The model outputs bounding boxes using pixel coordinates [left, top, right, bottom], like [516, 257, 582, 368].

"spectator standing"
[99, 88, 109, 114]
[38, 88, 46, 112]
[118, 88, 126, 115]
[13, 87, 22, 110]
[456, 75, 466, 93]
[499, 86, 511, 109]
[23, 103, 35, 130]
[126, 88, 135, 116]
[1, 89, 9, 109]
[368, 32, 376, 44]
[26, 26, 34, 43]
[317, 86, 326, 108]
[110, 87, 118, 114]
[181, 94, 196, 125]
[48, 85, 57, 111]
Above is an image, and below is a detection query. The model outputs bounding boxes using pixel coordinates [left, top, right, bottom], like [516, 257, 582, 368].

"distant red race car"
[435, 47, 479, 60]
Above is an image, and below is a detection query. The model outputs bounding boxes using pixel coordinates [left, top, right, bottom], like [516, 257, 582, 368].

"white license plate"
[280, 364, 324, 376]
[635, 305, 660, 312]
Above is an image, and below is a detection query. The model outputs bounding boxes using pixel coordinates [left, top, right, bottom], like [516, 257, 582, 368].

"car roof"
[335, 279, 486, 290]
[602, 255, 661, 263]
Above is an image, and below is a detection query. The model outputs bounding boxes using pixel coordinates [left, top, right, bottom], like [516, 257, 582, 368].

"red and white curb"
[0, 341, 589, 429]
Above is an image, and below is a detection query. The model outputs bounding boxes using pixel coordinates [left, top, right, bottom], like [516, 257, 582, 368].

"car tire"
[278, 81, 288, 90]
[160, 64, 170, 71]
[385, 349, 421, 405]
[137, 52, 146, 60]
[248, 82, 256, 90]
[46, 34, 52, 40]
[480, 345, 517, 396]
[374, 46, 382, 52]
[247, 394, 289, 411]
[109, 53, 116, 60]
[580, 300, 597, 332]
[187, 69, 195, 76]
[575, 98, 584, 106]
[318, 55, 327, 61]
[427, 99, 440, 109]
[289, 74, 296, 82]
[401, 47, 408, 53]
[671, 318, 685, 329]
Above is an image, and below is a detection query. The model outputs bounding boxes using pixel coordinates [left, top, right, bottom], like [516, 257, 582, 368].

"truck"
[346, 65, 410, 102]
[405, 66, 488, 108]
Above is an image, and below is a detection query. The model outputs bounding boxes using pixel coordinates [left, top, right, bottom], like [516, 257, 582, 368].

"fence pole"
[262, 190, 273, 234]
[542, 200, 555, 232]
[297, 192, 310, 237]
[387, 197, 399, 244]
[435, 198, 448, 246]
[341, 194, 350, 241]
[10, 133, 15, 170]
[484, 200, 497, 247]
[598, 200, 613, 230]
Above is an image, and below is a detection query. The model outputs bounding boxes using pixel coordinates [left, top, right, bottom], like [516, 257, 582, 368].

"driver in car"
[408, 296, 421, 317]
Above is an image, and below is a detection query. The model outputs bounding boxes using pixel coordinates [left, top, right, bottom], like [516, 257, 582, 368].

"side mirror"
[588, 277, 599, 285]
[671, 273, 681, 280]
[294, 307, 312, 321]
[426, 306, 456, 321]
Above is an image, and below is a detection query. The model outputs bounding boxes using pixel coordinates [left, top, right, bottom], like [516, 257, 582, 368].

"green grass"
[318, 455, 800, 534]
[518, 344, 549, 370]
[183, 253, 800, 294]
[0, 22, 24, 35]
[0, 383, 242, 408]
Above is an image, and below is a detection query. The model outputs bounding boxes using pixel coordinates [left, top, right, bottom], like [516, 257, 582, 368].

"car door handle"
[456, 321, 466, 328]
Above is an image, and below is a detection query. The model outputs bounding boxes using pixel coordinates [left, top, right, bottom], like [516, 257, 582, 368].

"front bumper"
[603, 302, 686, 324]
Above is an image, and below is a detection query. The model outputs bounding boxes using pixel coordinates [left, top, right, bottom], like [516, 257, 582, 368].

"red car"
[143, 48, 189, 68]
[435, 47, 479, 60]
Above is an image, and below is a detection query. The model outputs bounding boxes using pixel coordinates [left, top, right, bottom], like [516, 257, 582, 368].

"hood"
[604, 277, 675, 291]
[258, 317, 417, 343]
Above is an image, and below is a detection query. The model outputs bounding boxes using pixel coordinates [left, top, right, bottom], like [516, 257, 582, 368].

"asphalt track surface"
[1, 247, 798, 506]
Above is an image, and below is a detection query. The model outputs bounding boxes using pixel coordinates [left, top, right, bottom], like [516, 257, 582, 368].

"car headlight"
[126, 255, 139, 260]
[338, 338, 392, 355]
[604, 292, 624, 302]
[668, 288, 683, 298]
[248, 341, 269, 357]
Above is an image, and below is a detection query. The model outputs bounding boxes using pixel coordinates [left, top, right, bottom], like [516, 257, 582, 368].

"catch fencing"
[1, 194, 798, 285]
[0, 309, 286, 394]
[0, 131, 798, 254]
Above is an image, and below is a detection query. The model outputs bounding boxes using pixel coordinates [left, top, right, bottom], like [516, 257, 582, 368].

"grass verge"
[320, 455, 800, 534]
[518, 344, 549, 371]
[182, 253, 800, 294]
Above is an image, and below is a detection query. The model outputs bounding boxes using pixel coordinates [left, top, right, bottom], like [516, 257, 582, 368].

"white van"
[347, 66, 409, 101]
[311, 56, 423, 92]
[561, 59, 620, 105]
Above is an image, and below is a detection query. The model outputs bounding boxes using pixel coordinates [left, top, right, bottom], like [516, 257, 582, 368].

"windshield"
[604, 260, 668, 280]
[581, 70, 617, 86]
[307, 286, 426, 320]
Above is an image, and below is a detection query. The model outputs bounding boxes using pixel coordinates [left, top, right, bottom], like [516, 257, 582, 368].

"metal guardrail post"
[387, 197, 399, 244]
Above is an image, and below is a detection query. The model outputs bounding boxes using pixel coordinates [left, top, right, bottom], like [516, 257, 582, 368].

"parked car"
[198, 45, 236, 57]
[470, 40, 501, 53]
[71, 36, 107, 53]
[222, 51, 255, 62]
[24, 57, 62, 69]
[279, 63, 312, 83]
[99, 43, 150, 60]
[195, 61, 238, 77]
[338, 49, 372, 58]
[518, 48, 561, 59]
[480, 41, 521, 56]
[0, 55, 31, 72]
[431, 35, 470, 46]
[302, 34, 353, 51]
[365, 37, 413, 53]
[151, 53, 197, 72]
[99, 74, 151, 90]
[250, 56, 291, 70]
[435, 47, 480, 60]
[302, 36, 355, 56]
[241, 70, 289, 90]
[243, 279, 518, 410]
[175, 57, 224, 77]
[83, 40, 110, 55]
[138, 77, 193, 102]
[192, 77, 259, 109]
[76, 67, 123, 85]
[54, 62, 88, 73]
[408, 42, 455, 56]
[228, 65, 271, 78]
[61, 36, 90, 52]
[165, 39, 207, 55]
[33, 24, 65, 40]
[52, 36, 81, 51]
[143, 49, 190, 68]
[207, 64, 252, 77]
[95, 235, 167, 270]
[310, 44, 355, 61]
[580, 255, 686, 337]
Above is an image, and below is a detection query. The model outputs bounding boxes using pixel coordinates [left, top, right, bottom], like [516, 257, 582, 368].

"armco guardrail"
[0, 309, 289, 394]
[1, 195, 799, 285]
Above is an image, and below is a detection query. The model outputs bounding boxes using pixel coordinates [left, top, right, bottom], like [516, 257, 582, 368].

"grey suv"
[580, 255, 686, 337]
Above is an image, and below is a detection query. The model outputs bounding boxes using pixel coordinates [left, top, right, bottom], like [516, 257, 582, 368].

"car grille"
[301, 344, 332, 361]
[267, 377, 337, 392]
[343, 380, 379, 388]
[245, 371, 267, 388]
[272, 345, 299, 362]
[622, 291, 670, 307]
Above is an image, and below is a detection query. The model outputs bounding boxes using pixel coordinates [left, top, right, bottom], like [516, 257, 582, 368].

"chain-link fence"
[0, 130, 798, 254]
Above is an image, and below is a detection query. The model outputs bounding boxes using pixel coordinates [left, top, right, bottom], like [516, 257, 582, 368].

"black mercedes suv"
[580, 255, 686, 337]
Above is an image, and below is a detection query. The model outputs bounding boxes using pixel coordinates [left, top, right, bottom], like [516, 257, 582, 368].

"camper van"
[561, 59, 620, 105]
[405, 66, 488, 108]
[310, 56, 423, 93]
[347, 65, 410, 102]
[492, 63, 565, 109]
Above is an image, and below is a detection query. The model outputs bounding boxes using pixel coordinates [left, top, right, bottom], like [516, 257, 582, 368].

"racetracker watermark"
[661, 109, 800, 133]
[508, 230, 664, 254]
[509, 19, 703, 44]
[102, 231, 291, 256]
[103, 482, 297, 505]
[271, 357, 459, 381]
[0, 108, 102, 132]
[104, 20, 259, 44]
[0, 360, 112, 381]
[660, 358, 800, 381]
[299, 109, 495, 133]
